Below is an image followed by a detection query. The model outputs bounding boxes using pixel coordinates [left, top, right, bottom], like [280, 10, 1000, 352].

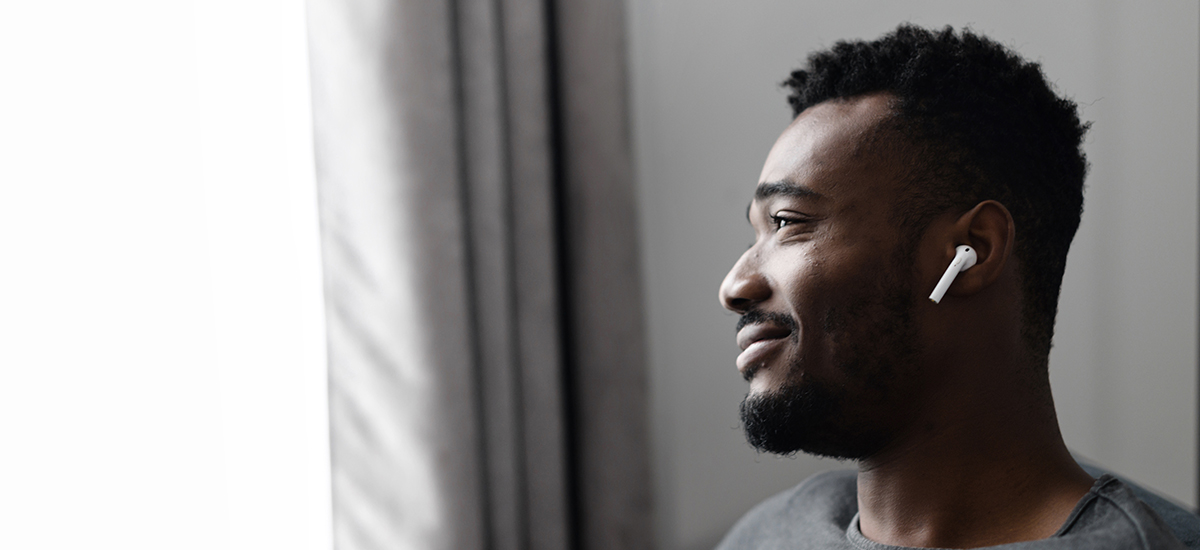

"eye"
[770, 213, 809, 230]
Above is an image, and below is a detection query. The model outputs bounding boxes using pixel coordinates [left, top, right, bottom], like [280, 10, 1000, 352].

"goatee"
[740, 381, 876, 460]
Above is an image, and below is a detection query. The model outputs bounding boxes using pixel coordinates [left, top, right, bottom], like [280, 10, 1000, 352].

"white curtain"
[306, 0, 653, 548]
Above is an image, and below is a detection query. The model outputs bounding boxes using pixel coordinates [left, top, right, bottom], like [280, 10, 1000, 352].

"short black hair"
[784, 24, 1088, 363]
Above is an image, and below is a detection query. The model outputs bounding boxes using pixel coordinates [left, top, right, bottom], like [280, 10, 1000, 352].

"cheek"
[782, 245, 905, 361]
[764, 247, 826, 312]
[764, 250, 844, 368]
[783, 248, 882, 320]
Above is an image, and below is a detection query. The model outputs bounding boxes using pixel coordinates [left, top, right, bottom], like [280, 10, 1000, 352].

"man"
[716, 24, 1197, 549]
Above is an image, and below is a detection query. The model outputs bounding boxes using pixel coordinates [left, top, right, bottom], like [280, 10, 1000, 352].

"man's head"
[719, 25, 1089, 458]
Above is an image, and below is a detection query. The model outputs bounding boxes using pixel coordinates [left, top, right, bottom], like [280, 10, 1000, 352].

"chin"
[746, 371, 784, 395]
[739, 381, 883, 460]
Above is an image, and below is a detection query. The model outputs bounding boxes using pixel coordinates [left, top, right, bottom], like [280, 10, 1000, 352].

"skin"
[718, 93, 1095, 548]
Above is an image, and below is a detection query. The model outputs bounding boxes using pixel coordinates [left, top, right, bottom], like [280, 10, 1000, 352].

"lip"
[736, 323, 791, 350]
[735, 323, 792, 378]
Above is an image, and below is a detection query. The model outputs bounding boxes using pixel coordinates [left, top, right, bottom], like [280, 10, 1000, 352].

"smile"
[735, 323, 792, 380]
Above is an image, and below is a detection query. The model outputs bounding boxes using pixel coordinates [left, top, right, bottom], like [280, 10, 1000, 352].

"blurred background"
[0, 1, 1194, 550]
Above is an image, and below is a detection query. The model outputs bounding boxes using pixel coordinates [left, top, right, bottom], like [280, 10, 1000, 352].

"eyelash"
[770, 214, 809, 230]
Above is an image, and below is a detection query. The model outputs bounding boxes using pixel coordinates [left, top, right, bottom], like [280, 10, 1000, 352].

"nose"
[719, 250, 771, 314]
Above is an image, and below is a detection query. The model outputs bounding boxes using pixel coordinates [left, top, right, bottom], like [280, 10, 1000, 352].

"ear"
[942, 200, 1015, 298]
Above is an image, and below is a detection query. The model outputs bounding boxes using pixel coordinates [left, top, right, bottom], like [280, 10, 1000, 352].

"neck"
[855, 380, 1094, 548]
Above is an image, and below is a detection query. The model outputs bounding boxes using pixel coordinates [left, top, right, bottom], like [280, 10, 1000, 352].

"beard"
[740, 378, 882, 459]
[740, 379, 848, 457]
[737, 254, 920, 460]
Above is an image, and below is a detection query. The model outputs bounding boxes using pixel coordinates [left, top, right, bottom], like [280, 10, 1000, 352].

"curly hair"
[784, 24, 1089, 364]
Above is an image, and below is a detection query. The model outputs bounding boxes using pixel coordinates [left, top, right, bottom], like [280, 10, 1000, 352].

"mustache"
[735, 309, 798, 334]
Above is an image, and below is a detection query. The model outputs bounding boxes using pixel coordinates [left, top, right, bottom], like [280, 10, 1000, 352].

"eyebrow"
[755, 181, 822, 201]
[745, 181, 824, 220]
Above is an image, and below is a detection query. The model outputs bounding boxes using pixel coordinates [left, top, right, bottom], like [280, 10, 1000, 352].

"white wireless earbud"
[928, 245, 977, 304]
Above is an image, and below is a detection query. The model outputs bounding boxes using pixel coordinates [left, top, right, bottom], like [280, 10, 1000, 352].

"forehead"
[756, 94, 902, 204]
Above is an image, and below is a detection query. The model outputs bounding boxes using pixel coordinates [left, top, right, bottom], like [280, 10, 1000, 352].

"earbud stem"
[929, 245, 977, 304]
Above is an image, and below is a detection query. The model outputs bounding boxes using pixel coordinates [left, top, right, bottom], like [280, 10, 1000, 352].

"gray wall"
[624, 2, 1199, 549]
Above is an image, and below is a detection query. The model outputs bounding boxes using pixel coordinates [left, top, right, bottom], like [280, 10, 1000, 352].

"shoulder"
[1077, 464, 1200, 549]
[714, 469, 858, 550]
[1058, 476, 1190, 550]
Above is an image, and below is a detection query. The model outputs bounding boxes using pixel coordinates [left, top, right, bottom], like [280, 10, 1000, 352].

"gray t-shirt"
[716, 470, 1192, 550]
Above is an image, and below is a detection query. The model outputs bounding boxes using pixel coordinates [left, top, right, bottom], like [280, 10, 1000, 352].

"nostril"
[728, 297, 753, 313]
